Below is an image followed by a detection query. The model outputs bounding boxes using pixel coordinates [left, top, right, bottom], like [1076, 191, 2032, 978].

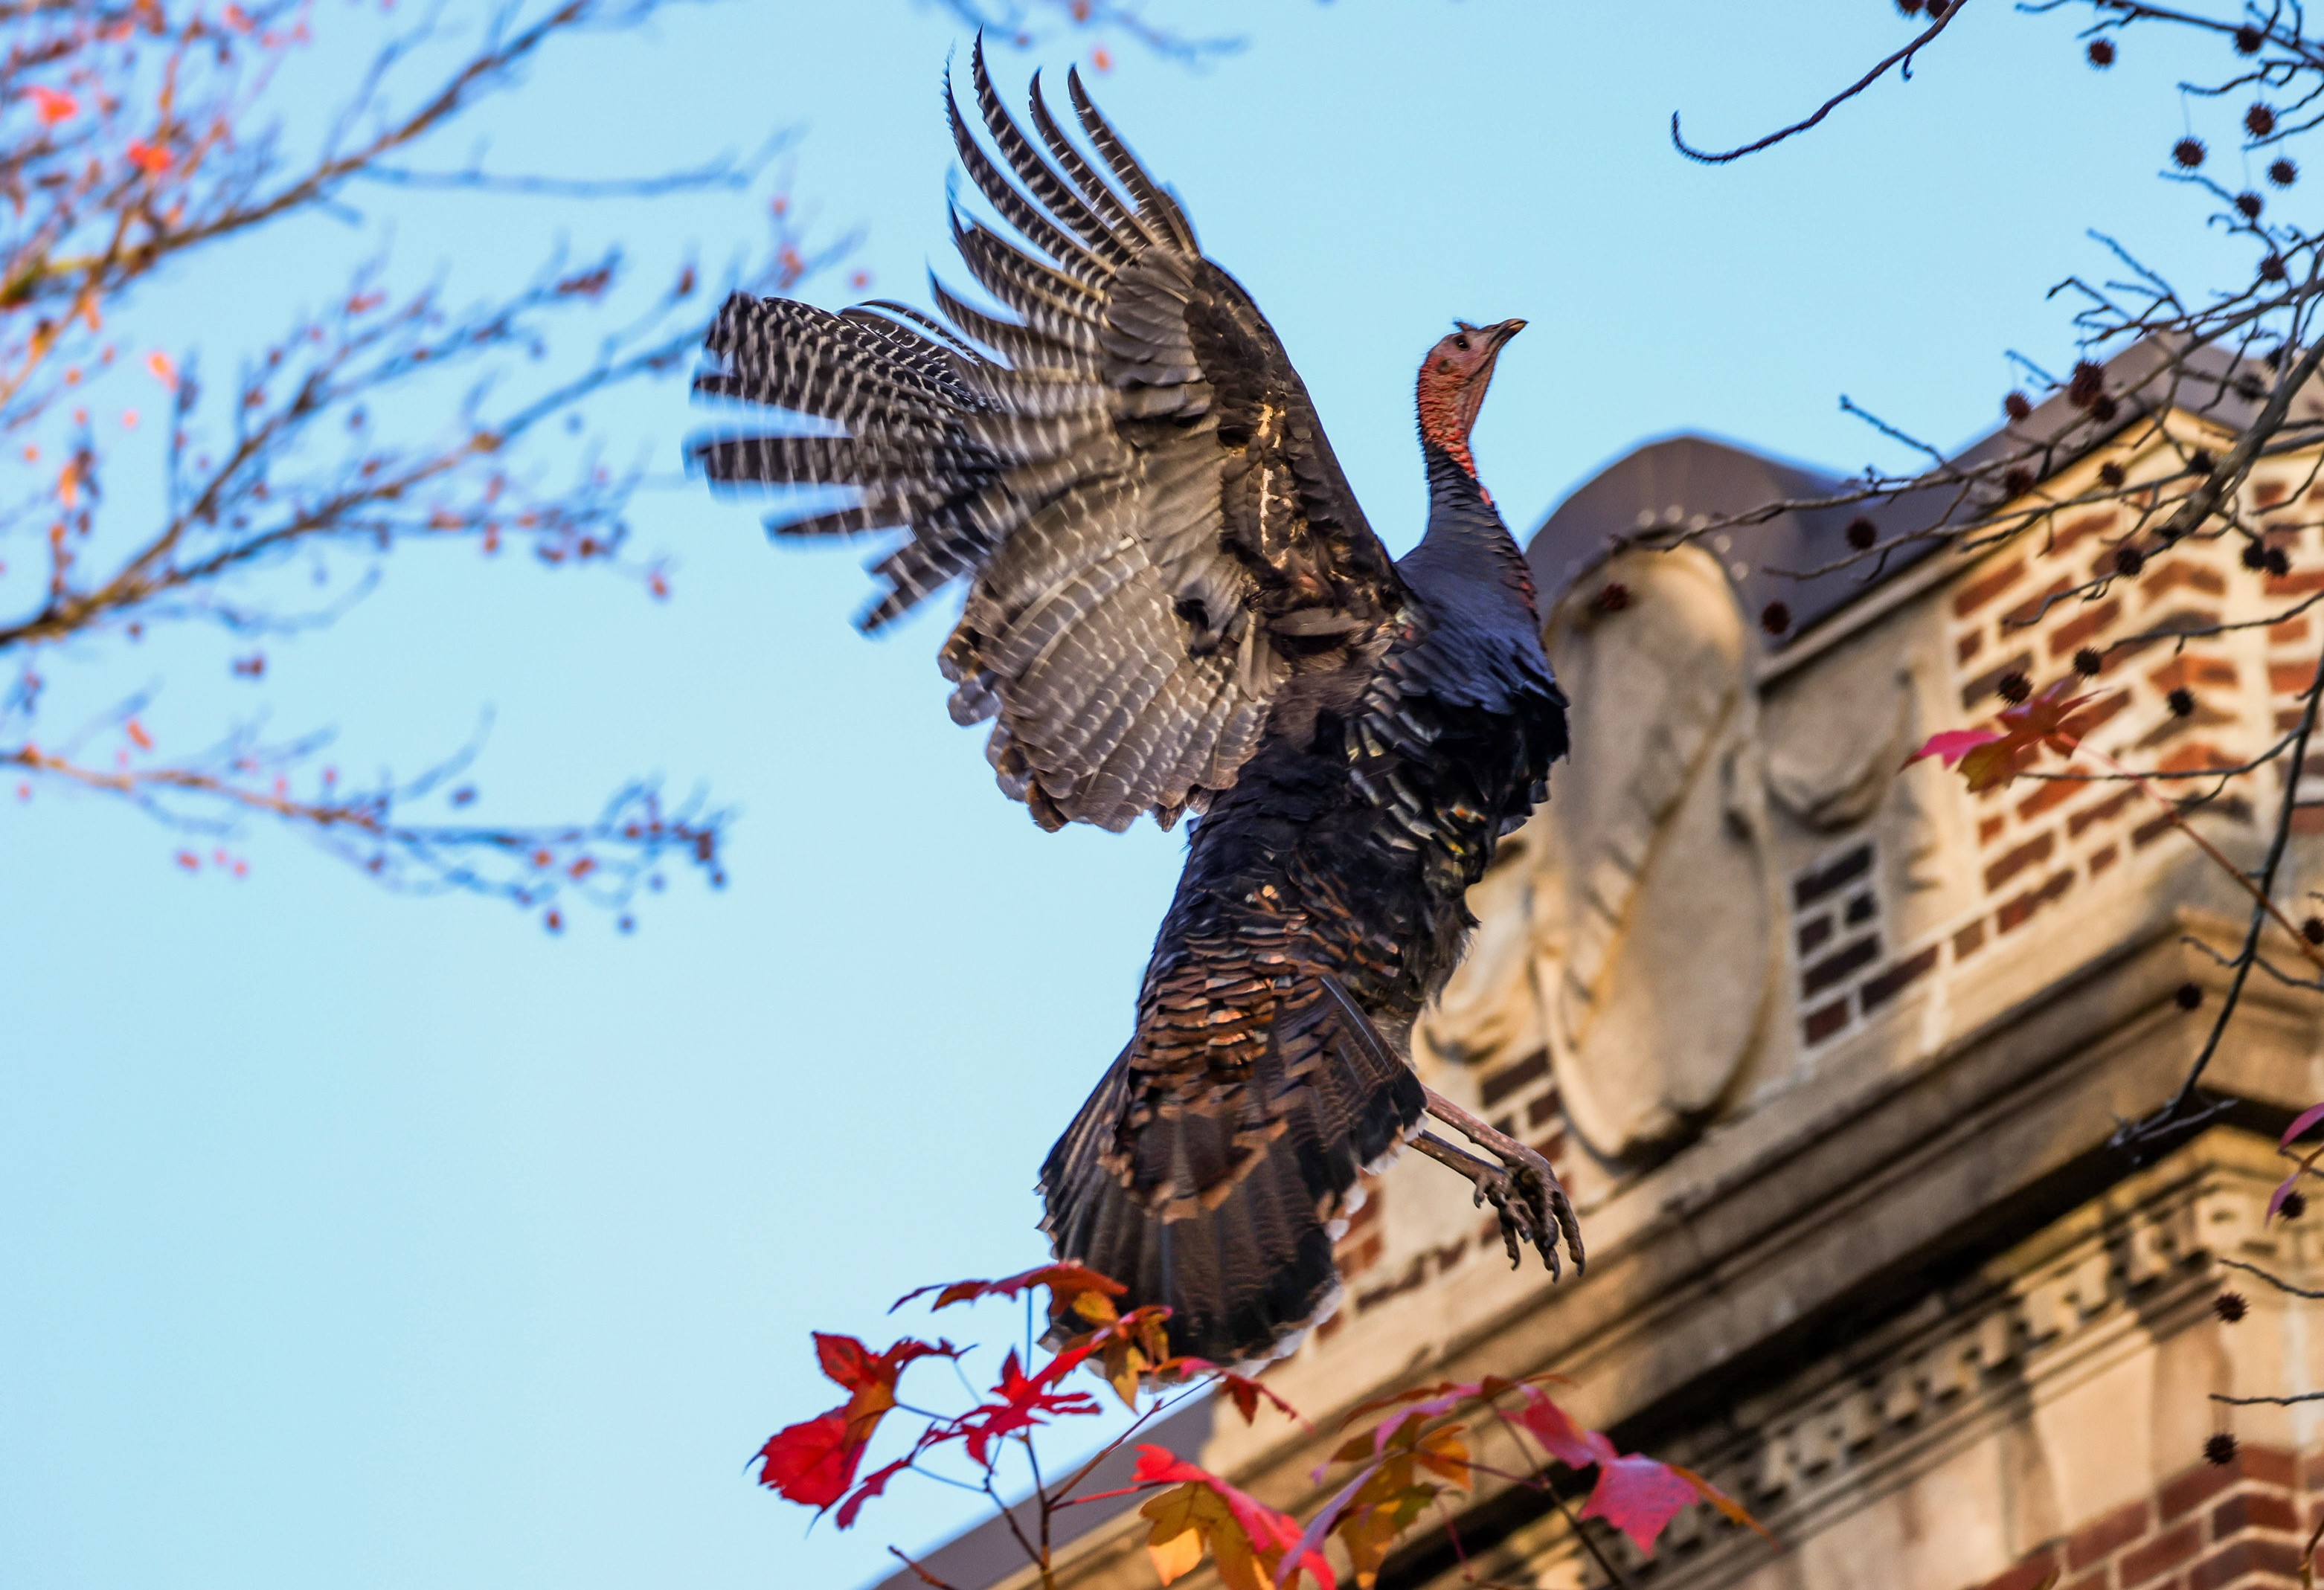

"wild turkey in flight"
[691, 45, 1581, 1367]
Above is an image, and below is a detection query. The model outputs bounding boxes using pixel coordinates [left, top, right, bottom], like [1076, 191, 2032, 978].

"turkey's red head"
[1416, 318, 1524, 477]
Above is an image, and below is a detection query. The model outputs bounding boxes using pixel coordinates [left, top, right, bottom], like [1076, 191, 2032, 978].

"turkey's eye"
[1437, 357, 1454, 372]
[1454, 336, 1471, 351]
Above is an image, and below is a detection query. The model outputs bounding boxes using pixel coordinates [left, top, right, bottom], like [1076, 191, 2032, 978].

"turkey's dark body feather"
[687, 51, 1570, 1368]
[1041, 455, 1566, 1363]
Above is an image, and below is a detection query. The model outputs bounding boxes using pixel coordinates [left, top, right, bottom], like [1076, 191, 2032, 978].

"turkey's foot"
[1410, 1130, 1556, 1272]
[1419, 1087, 1584, 1279]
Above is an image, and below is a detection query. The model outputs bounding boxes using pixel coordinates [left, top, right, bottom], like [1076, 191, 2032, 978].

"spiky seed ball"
[2100, 460, 2128, 487]
[2092, 394, 2119, 423]
[1762, 602, 1792, 636]
[1925, 0, 1947, 16]
[1594, 582, 1631, 614]
[1846, 515, 1878, 550]
[2115, 545, 2147, 577]
[2174, 137, 2209, 169]
[2005, 390, 2034, 421]
[2087, 37, 2116, 67]
[2262, 254, 2289, 283]
[2305, 915, 2324, 944]
[2238, 371, 2269, 402]
[2206, 1432, 2240, 1467]
[2074, 647, 2104, 677]
[2271, 157, 2299, 187]
[2190, 448, 2218, 474]
[2004, 466, 2037, 498]
[1997, 670, 2032, 704]
[2267, 547, 2292, 577]
[2177, 981, 2205, 1011]
[2215, 1290, 2250, 1323]
[1897, 0, 1922, 12]
[2238, 191, 2265, 219]
[2284, 1188, 2309, 1220]
[2244, 539, 2271, 570]
[2069, 361, 2105, 407]
[2169, 686, 2197, 717]
[2248, 103, 2277, 138]
[2237, 23, 2264, 53]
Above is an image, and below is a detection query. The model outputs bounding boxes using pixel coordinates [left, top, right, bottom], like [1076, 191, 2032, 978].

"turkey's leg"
[1422, 1087, 1585, 1278]
[1410, 1130, 1561, 1275]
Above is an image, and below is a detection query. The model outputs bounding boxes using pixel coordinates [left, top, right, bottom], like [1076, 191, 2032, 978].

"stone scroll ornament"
[1425, 547, 1782, 1162]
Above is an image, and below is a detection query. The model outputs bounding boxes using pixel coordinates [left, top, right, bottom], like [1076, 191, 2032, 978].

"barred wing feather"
[690, 46, 1404, 831]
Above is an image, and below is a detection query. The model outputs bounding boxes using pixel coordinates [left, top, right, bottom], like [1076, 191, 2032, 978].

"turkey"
[690, 45, 1582, 1368]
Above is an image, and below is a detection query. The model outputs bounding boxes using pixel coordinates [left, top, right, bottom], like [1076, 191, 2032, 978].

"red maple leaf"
[754, 1333, 955, 1514]
[893, 1261, 1126, 1322]
[1173, 1361, 1307, 1429]
[951, 1349, 1103, 1466]
[757, 1410, 856, 1509]
[1581, 1453, 1701, 1554]
[1904, 682, 2117, 793]
[1134, 1446, 1336, 1590]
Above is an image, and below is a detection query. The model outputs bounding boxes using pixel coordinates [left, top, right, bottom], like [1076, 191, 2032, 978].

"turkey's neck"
[1399, 440, 1538, 614]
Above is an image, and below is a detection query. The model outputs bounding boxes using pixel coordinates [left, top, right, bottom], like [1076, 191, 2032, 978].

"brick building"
[880, 344, 2324, 1590]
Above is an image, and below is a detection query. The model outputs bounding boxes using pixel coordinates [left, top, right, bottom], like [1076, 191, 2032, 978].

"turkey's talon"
[1419, 1085, 1586, 1280]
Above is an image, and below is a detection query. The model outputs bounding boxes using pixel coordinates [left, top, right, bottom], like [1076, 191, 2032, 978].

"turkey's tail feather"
[1039, 981, 1425, 1368]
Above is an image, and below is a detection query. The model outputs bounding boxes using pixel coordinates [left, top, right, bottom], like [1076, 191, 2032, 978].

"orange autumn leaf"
[126, 140, 173, 174]
[1904, 681, 2116, 793]
[144, 350, 176, 390]
[28, 87, 79, 126]
[124, 718, 153, 751]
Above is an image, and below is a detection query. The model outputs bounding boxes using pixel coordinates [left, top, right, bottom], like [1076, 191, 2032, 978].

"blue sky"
[0, 2, 2253, 1587]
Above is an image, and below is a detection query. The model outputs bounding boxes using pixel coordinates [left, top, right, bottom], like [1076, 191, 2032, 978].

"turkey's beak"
[1486, 318, 1526, 349]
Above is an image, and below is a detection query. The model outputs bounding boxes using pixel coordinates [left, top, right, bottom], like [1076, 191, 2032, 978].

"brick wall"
[1971, 1446, 2317, 1590]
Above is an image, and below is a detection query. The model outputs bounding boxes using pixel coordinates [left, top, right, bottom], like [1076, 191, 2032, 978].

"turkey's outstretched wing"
[691, 47, 1405, 831]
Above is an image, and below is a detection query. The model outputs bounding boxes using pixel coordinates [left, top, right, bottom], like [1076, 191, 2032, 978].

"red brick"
[1960, 629, 1987, 664]
[2302, 1449, 2324, 1491]
[2122, 1522, 2203, 1586]
[1987, 831, 2058, 892]
[2266, 568, 2324, 597]
[1957, 556, 2028, 617]
[2157, 741, 2238, 776]
[1998, 869, 2075, 933]
[2212, 1488, 2300, 1538]
[2160, 1452, 2296, 1522]
[2061, 1572, 2111, 1590]
[1954, 920, 1988, 959]
[2054, 509, 2119, 554]
[2068, 787, 2140, 838]
[2052, 597, 2123, 657]
[2090, 842, 2120, 876]
[2147, 560, 2230, 600]
[2018, 777, 2087, 822]
[2148, 653, 2241, 694]
[1982, 1548, 2064, 1590]
[2187, 1534, 2302, 1589]
[2273, 616, 2312, 645]
[2163, 1464, 2239, 1523]
[2005, 577, 2077, 631]
[2270, 659, 2319, 695]
[2070, 1499, 2154, 1569]
[1980, 814, 2009, 845]
[2242, 1447, 2297, 1488]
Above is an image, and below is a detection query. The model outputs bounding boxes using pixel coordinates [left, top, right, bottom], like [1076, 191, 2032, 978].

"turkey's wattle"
[690, 45, 1581, 1366]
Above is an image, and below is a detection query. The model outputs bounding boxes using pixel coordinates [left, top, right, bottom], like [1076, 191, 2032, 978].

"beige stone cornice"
[1015, 901, 2323, 1590]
